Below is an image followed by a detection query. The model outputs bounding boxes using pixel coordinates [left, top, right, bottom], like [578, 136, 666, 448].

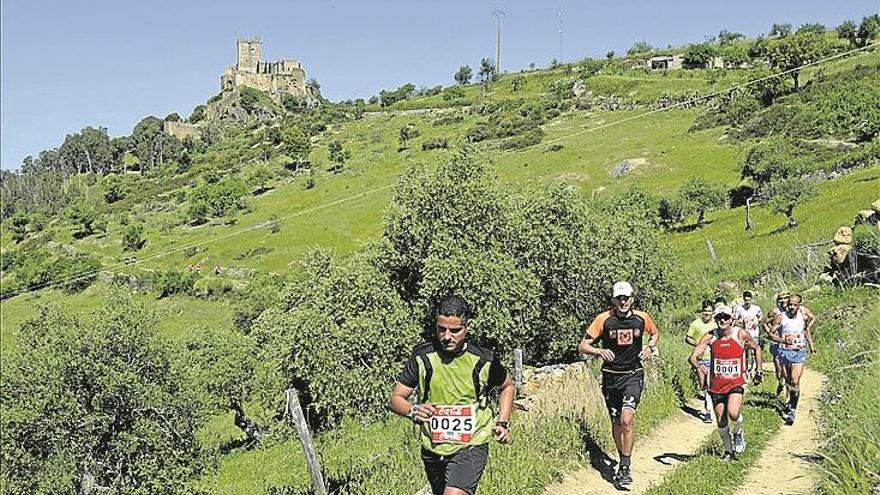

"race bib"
[782, 333, 805, 349]
[429, 405, 477, 444]
[714, 358, 741, 378]
[616, 328, 634, 346]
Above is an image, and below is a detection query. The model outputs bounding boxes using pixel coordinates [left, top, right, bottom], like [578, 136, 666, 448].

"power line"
[7, 42, 876, 297]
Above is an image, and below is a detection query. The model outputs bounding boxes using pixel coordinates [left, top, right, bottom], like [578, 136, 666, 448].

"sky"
[1, 0, 877, 170]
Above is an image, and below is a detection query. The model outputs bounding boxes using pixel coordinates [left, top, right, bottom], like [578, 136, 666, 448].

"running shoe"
[614, 466, 633, 486]
[700, 412, 713, 424]
[720, 451, 737, 462]
[734, 430, 746, 454]
[785, 410, 796, 426]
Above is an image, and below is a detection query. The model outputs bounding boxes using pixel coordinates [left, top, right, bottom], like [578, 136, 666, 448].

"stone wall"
[164, 121, 202, 141]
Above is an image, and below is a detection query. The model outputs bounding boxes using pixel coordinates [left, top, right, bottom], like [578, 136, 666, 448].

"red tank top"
[708, 329, 746, 394]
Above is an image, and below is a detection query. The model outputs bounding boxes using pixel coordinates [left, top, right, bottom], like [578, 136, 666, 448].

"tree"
[857, 14, 880, 47]
[8, 213, 29, 242]
[66, 198, 106, 237]
[511, 74, 527, 92]
[247, 165, 274, 193]
[454, 65, 473, 85]
[0, 294, 205, 494]
[677, 177, 727, 227]
[328, 140, 351, 173]
[131, 117, 184, 175]
[306, 78, 322, 97]
[180, 327, 273, 447]
[769, 23, 793, 38]
[683, 43, 717, 68]
[398, 124, 420, 151]
[767, 33, 831, 89]
[717, 29, 745, 45]
[606, 50, 615, 60]
[836, 20, 858, 46]
[122, 223, 146, 251]
[796, 23, 826, 35]
[59, 126, 114, 175]
[479, 57, 495, 82]
[188, 104, 207, 123]
[766, 176, 816, 228]
[279, 121, 311, 165]
[578, 58, 603, 79]
[721, 44, 749, 68]
[102, 173, 128, 203]
[626, 40, 653, 55]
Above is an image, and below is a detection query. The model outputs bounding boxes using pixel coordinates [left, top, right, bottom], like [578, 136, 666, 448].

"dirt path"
[734, 366, 824, 495]
[545, 400, 715, 495]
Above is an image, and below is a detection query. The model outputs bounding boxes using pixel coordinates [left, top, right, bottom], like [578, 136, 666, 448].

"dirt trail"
[545, 400, 715, 495]
[734, 366, 824, 495]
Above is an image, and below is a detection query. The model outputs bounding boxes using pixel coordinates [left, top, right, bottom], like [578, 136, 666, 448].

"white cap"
[713, 305, 733, 318]
[612, 281, 634, 297]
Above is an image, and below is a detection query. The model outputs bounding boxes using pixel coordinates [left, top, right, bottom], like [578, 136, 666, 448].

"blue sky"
[1, 0, 877, 170]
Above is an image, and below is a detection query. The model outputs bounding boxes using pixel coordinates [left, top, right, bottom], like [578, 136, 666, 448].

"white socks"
[730, 416, 743, 437]
[704, 393, 713, 413]
[718, 426, 733, 453]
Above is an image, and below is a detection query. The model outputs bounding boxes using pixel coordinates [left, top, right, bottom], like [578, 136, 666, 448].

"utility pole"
[493, 9, 505, 75]
[558, 8, 564, 63]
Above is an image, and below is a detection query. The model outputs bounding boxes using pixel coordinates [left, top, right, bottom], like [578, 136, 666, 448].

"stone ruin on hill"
[164, 37, 311, 141]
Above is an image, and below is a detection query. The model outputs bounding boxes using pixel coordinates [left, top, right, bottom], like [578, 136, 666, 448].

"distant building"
[220, 37, 307, 100]
[649, 55, 684, 70]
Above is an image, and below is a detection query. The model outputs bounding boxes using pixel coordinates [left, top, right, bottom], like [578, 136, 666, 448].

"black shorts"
[602, 368, 645, 422]
[421, 444, 489, 495]
[710, 386, 745, 405]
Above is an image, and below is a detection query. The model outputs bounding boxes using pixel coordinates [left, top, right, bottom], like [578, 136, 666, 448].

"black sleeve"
[487, 355, 509, 389]
[396, 354, 419, 388]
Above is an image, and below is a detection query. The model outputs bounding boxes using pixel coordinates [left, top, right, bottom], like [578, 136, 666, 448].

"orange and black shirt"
[585, 309, 658, 373]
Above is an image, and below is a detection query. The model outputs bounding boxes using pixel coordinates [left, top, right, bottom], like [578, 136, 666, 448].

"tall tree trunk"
[786, 207, 797, 228]
[231, 399, 263, 446]
[697, 209, 706, 228]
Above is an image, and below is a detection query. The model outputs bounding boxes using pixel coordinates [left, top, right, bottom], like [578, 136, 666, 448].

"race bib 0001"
[429, 405, 477, 444]
[714, 358, 741, 378]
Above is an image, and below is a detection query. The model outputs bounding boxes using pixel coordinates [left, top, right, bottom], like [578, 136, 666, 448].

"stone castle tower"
[220, 37, 307, 100]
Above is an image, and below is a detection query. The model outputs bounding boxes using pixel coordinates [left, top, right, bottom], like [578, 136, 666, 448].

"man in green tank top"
[390, 295, 514, 495]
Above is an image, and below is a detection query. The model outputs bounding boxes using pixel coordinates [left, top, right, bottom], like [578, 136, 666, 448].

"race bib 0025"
[714, 358, 741, 378]
[429, 405, 477, 444]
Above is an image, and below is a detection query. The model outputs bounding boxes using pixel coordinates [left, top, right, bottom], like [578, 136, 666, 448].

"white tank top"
[779, 309, 806, 350]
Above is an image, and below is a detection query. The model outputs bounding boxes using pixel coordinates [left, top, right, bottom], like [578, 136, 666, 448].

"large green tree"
[0, 294, 205, 494]
[766, 176, 816, 228]
[767, 33, 831, 89]
[454, 65, 473, 85]
[677, 177, 727, 227]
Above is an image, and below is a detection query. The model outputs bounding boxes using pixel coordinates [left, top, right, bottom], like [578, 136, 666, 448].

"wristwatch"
[495, 421, 511, 431]
[407, 405, 420, 423]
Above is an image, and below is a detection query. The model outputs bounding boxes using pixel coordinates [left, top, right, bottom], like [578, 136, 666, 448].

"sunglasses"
[715, 315, 732, 322]
[614, 295, 631, 302]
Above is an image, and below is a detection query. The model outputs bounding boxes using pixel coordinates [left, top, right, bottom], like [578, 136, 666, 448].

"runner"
[767, 294, 816, 425]
[390, 295, 514, 495]
[689, 305, 763, 460]
[733, 290, 764, 377]
[764, 291, 789, 396]
[578, 281, 659, 487]
[685, 300, 716, 423]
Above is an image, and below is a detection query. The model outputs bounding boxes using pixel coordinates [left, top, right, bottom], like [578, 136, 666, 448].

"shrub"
[152, 269, 199, 297]
[442, 86, 466, 101]
[103, 174, 128, 203]
[421, 137, 449, 151]
[187, 176, 248, 223]
[66, 198, 106, 237]
[499, 128, 544, 150]
[0, 294, 205, 494]
[853, 224, 880, 257]
[122, 223, 146, 251]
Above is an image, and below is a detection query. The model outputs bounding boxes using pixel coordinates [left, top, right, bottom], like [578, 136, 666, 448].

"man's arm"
[492, 374, 514, 444]
[803, 308, 817, 353]
[741, 328, 764, 379]
[390, 383, 436, 424]
[578, 335, 614, 362]
[689, 333, 712, 370]
[766, 313, 784, 344]
[639, 313, 660, 361]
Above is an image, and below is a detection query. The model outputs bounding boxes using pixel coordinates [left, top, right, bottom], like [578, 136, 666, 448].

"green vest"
[414, 342, 497, 455]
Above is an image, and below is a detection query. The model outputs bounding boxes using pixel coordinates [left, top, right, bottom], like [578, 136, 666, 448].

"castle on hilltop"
[220, 37, 307, 99]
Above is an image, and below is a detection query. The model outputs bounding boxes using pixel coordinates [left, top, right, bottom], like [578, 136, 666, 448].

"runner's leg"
[788, 362, 804, 411]
[713, 397, 733, 454]
[727, 392, 745, 453]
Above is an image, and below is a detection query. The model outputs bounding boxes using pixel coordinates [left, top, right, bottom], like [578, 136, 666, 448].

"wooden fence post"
[706, 239, 718, 265]
[285, 388, 328, 495]
[745, 197, 753, 231]
[514, 348, 524, 397]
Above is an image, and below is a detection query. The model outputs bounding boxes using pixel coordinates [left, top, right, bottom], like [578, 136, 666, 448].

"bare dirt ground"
[545, 399, 715, 495]
[734, 366, 824, 495]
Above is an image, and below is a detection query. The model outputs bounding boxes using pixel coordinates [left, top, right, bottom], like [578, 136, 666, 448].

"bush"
[122, 223, 146, 251]
[421, 137, 449, 151]
[0, 294, 205, 494]
[66, 198, 106, 237]
[499, 128, 544, 150]
[102, 174, 128, 203]
[442, 86, 466, 101]
[153, 269, 198, 297]
[853, 224, 880, 257]
[187, 176, 248, 223]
